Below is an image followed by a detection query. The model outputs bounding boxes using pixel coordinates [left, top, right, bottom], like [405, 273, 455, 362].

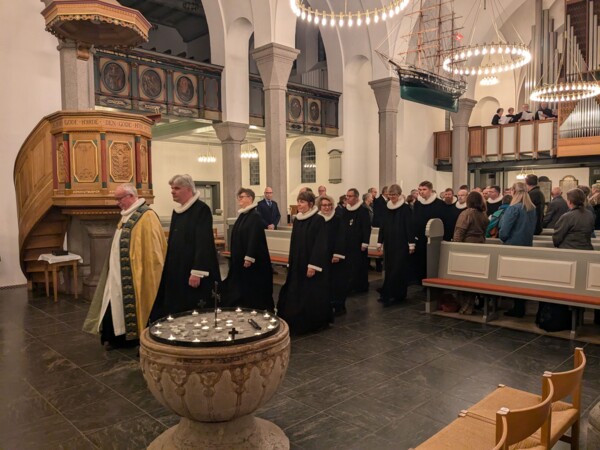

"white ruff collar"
[418, 195, 436, 205]
[487, 196, 502, 204]
[456, 202, 467, 210]
[296, 206, 318, 221]
[174, 192, 200, 214]
[121, 198, 145, 217]
[318, 211, 335, 222]
[387, 197, 405, 210]
[238, 203, 258, 214]
[346, 200, 363, 211]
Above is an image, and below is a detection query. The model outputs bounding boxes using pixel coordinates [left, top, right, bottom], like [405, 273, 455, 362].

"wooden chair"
[213, 227, 225, 250]
[465, 348, 586, 449]
[413, 376, 554, 450]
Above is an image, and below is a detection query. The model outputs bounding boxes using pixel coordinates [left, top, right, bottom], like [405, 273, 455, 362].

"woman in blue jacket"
[499, 182, 536, 317]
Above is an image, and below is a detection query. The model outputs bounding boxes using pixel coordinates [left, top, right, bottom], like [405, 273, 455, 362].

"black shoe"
[504, 309, 524, 318]
[103, 341, 114, 351]
[376, 287, 383, 294]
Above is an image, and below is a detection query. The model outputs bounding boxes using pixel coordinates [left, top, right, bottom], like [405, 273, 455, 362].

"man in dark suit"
[525, 174, 546, 235]
[542, 187, 569, 229]
[256, 186, 281, 230]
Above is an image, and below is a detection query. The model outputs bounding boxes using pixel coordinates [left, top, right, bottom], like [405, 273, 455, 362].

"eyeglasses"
[346, 194, 356, 198]
[237, 195, 250, 199]
[264, 191, 273, 194]
[115, 194, 132, 201]
[321, 203, 333, 207]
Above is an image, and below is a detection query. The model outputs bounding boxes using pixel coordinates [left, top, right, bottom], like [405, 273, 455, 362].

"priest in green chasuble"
[83, 183, 167, 349]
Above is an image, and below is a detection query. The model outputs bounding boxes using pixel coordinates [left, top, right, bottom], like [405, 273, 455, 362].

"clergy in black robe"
[151, 174, 221, 321]
[317, 195, 347, 316]
[340, 188, 372, 294]
[377, 185, 415, 306]
[221, 188, 274, 311]
[412, 181, 446, 283]
[486, 186, 502, 216]
[278, 191, 331, 335]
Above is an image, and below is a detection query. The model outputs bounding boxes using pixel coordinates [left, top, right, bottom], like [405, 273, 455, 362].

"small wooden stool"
[38, 253, 82, 302]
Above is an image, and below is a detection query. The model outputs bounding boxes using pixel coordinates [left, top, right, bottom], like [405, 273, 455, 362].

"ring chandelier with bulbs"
[290, 0, 409, 28]
[479, 75, 499, 86]
[442, 43, 531, 77]
[530, 81, 600, 103]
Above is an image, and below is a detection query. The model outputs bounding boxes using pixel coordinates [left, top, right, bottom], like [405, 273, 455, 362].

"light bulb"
[307, 13, 312, 22]
[321, 16, 326, 26]
[301, 11, 306, 20]
[389, 9, 394, 18]
[330, 17, 335, 26]
[357, 16, 362, 26]
[395, 5, 400, 14]
[382, 11, 387, 20]
[348, 17, 353, 27]
[374, 13, 379, 23]
[339, 17, 344, 27]
[366, 15, 370, 25]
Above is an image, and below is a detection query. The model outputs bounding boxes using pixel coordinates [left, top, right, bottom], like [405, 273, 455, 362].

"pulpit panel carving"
[56, 142, 67, 183]
[140, 142, 149, 183]
[109, 141, 134, 183]
[72, 140, 99, 183]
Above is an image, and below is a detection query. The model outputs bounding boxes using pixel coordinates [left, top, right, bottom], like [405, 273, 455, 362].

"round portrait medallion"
[102, 62, 126, 93]
[176, 76, 194, 103]
[141, 69, 162, 98]
[309, 101, 320, 122]
[290, 98, 302, 119]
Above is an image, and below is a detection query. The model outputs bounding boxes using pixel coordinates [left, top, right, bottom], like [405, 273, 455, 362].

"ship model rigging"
[378, 0, 467, 112]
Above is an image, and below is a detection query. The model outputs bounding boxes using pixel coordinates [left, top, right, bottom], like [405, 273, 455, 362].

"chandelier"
[241, 142, 259, 159]
[530, 82, 600, 103]
[479, 75, 499, 86]
[442, 0, 531, 77]
[197, 143, 216, 164]
[290, 0, 409, 27]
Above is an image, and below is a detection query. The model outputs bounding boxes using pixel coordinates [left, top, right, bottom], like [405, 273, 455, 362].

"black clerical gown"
[441, 202, 461, 241]
[341, 202, 372, 293]
[378, 200, 414, 301]
[486, 198, 502, 217]
[412, 197, 445, 283]
[151, 197, 220, 321]
[278, 207, 331, 334]
[320, 212, 346, 308]
[221, 205, 274, 311]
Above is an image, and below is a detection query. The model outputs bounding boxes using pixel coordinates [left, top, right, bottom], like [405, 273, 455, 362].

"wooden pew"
[423, 219, 600, 337]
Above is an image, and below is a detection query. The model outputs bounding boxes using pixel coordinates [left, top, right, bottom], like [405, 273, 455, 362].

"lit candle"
[235, 307, 242, 313]
[254, 331, 261, 335]
[153, 329, 162, 335]
[167, 316, 174, 321]
[215, 326, 223, 333]
[263, 313, 271, 319]
[226, 336, 232, 341]
[168, 334, 176, 340]
[270, 318, 277, 323]
[194, 322, 202, 327]
[192, 338, 200, 343]
[217, 308, 222, 313]
[200, 318, 208, 324]
[192, 310, 199, 316]
[155, 323, 162, 328]
[267, 324, 275, 330]
[251, 310, 257, 316]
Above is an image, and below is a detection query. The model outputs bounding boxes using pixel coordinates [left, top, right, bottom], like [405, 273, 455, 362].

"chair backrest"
[495, 375, 554, 449]
[546, 347, 586, 409]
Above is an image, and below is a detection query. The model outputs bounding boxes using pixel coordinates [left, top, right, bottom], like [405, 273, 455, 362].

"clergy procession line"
[83, 174, 600, 346]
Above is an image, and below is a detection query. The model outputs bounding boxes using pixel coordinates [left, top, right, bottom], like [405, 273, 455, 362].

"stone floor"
[1, 277, 599, 449]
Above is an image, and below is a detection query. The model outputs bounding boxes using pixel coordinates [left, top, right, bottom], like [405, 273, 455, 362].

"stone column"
[57, 40, 95, 110]
[450, 98, 477, 188]
[252, 43, 299, 226]
[369, 77, 400, 187]
[213, 122, 249, 221]
[80, 218, 118, 299]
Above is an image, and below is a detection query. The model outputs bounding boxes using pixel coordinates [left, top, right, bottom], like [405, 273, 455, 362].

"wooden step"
[30, 221, 67, 237]
[23, 247, 59, 262]
[25, 234, 64, 250]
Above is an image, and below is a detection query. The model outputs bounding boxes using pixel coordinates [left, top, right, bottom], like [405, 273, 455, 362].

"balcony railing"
[434, 119, 558, 165]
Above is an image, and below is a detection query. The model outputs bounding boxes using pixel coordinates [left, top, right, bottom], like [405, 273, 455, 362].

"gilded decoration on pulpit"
[72, 140, 98, 183]
[56, 142, 66, 183]
[109, 142, 133, 183]
[140, 143, 149, 183]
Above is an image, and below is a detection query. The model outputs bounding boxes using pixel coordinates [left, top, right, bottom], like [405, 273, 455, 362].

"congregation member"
[413, 181, 446, 283]
[340, 188, 371, 295]
[505, 107, 517, 123]
[83, 183, 167, 350]
[485, 186, 502, 216]
[578, 185, 597, 217]
[485, 194, 512, 238]
[442, 188, 456, 205]
[453, 191, 489, 244]
[317, 195, 346, 316]
[257, 186, 281, 230]
[542, 187, 569, 228]
[525, 174, 546, 235]
[372, 185, 388, 228]
[335, 194, 346, 217]
[221, 188, 273, 311]
[441, 188, 458, 241]
[453, 191, 489, 314]
[362, 192, 374, 223]
[318, 185, 327, 196]
[499, 182, 537, 318]
[552, 188, 596, 250]
[151, 174, 220, 321]
[491, 108, 503, 125]
[376, 184, 415, 307]
[590, 183, 600, 230]
[278, 191, 331, 334]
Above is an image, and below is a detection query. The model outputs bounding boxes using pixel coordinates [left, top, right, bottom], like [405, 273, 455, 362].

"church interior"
[1, 0, 600, 448]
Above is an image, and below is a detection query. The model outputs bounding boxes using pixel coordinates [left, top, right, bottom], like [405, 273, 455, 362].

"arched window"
[301, 141, 316, 183]
[249, 149, 260, 186]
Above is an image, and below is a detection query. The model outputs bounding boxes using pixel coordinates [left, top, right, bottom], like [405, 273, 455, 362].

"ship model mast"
[378, 0, 467, 112]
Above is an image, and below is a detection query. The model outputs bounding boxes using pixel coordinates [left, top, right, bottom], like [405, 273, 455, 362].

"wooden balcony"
[434, 119, 558, 165]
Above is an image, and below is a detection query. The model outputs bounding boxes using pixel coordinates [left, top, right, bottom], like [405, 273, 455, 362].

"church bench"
[422, 219, 600, 338]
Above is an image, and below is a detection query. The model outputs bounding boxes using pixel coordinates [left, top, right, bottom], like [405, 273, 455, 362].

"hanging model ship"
[378, 0, 467, 112]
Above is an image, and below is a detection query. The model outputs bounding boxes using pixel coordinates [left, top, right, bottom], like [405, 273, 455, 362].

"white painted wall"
[152, 141, 224, 220]
[0, 0, 61, 287]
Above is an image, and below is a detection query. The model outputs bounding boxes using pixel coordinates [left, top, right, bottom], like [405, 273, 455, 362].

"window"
[301, 141, 316, 183]
[249, 150, 260, 186]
